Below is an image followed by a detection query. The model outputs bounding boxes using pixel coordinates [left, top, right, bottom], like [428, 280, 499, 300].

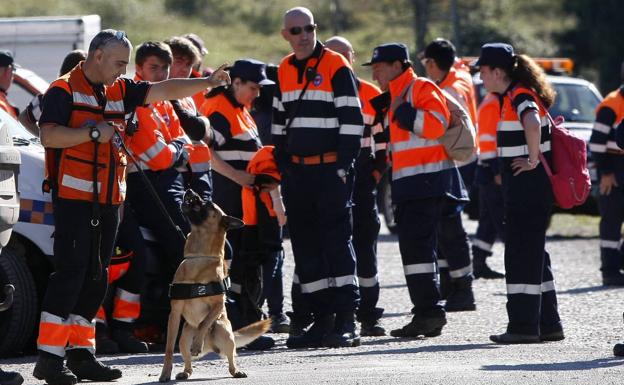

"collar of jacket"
[619, 85, 624, 97]
[388, 67, 418, 99]
[289, 40, 324, 67]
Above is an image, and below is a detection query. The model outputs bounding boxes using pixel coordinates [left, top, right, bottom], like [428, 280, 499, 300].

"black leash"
[113, 116, 187, 243]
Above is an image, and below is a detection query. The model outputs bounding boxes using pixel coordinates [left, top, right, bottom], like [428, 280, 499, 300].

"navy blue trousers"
[598, 184, 624, 273]
[284, 162, 359, 316]
[502, 162, 561, 335]
[395, 197, 445, 317]
[473, 180, 505, 259]
[352, 153, 382, 323]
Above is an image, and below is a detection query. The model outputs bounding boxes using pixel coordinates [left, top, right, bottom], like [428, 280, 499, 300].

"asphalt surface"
[2, 216, 624, 384]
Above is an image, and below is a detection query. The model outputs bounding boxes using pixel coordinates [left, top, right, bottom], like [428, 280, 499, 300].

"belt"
[291, 151, 338, 165]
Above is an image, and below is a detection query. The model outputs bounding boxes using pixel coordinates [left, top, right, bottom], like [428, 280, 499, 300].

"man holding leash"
[33, 29, 229, 385]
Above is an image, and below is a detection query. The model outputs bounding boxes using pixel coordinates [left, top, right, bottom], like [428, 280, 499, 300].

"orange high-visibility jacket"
[358, 78, 388, 175]
[200, 92, 261, 167]
[477, 92, 500, 162]
[439, 66, 478, 125]
[44, 65, 132, 204]
[497, 85, 551, 160]
[242, 146, 281, 226]
[589, 87, 624, 173]
[190, 68, 208, 113]
[126, 74, 191, 173]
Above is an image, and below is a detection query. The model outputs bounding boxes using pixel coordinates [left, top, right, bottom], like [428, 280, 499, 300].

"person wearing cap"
[421, 38, 478, 312]
[272, 7, 363, 349]
[200, 58, 277, 350]
[0, 50, 18, 119]
[365, 42, 465, 338]
[474, 42, 563, 344]
[592, 62, 624, 286]
[32, 29, 230, 385]
[19, 49, 87, 136]
[325, 36, 388, 337]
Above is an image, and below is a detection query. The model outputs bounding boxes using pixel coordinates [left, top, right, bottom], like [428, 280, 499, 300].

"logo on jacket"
[313, 73, 323, 87]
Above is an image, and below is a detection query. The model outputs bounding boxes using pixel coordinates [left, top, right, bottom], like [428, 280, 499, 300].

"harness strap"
[168, 278, 230, 300]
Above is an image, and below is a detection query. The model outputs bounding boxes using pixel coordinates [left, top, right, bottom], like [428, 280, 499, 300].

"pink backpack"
[539, 114, 591, 209]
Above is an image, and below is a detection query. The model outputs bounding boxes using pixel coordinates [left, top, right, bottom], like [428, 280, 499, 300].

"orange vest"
[199, 92, 260, 163]
[242, 146, 280, 226]
[46, 64, 128, 204]
[497, 85, 551, 159]
[590, 89, 624, 155]
[358, 78, 384, 150]
[388, 68, 452, 181]
[0, 91, 18, 119]
[477, 93, 500, 161]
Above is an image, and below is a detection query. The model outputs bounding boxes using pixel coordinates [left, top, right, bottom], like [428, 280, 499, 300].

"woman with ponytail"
[474, 43, 563, 344]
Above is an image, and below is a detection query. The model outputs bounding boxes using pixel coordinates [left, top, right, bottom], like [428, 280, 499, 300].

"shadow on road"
[481, 356, 624, 371]
[133, 376, 231, 385]
[306, 342, 497, 358]
[556, 285, 618, 295]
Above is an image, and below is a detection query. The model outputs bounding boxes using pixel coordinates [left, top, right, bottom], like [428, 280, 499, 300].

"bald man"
[272, 7, 364, 349]
[325, 36, 388, 337]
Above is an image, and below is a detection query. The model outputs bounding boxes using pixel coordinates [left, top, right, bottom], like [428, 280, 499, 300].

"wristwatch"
[89, 125, 101, 142]
[337, 168, 347, 178]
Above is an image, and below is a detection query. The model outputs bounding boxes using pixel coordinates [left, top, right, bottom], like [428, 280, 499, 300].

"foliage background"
[2, 0, 620, 93]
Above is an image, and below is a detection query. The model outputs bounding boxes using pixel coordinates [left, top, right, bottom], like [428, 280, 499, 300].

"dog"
[159, 190, 271, 382]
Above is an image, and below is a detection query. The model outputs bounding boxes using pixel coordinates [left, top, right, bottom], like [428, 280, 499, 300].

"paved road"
[3, 215, 624, 384]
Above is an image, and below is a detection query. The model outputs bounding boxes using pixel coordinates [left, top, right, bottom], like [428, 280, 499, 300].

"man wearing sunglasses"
[0, 50, 18, 119]
[33, 29, 230, 385]
[273, 7, 364, 349]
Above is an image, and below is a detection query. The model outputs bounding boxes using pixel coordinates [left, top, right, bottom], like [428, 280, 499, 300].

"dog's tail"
[234, 319, 272, 348]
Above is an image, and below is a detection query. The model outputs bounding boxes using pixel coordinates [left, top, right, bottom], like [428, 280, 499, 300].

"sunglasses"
[288, 24, 316, 35]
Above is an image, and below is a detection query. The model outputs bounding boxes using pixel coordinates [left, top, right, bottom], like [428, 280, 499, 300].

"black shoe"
[286, 315, 334, 349]
[33, 351, 77, 385]
[474, 264, 505, 279]
[240, 335, 275, 351]
[614, 343, 624, 356]
[66, 349, 122, 382]
[602, 272, 624, 286]
[322, 312, 360, 348]
[269, 313, 290, 334]
[112, 328, 149, 353]
[286, 311, 313, 338]
[95, 334, 119, 355]
[489, 332, 540, 344]
[360, 319, 386, 337]
[445, 275, 477, 312]
[540, 330, 565, 342]
[0, 369, 23, 385]
[390, 315, 447, 338]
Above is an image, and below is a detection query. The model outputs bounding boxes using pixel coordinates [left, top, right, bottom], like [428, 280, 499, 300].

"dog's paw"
[233, 371, 247, 378]
[176, 371, 191, 380]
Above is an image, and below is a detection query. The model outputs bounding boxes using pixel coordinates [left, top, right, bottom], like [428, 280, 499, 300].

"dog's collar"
[168, 278, 230, 299]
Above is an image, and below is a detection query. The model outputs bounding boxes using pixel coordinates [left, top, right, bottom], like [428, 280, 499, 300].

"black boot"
[473, 254, 504, 279]
[323, 312, 360, 348]
[286, 311, 313, 338]
[602, 271, 624, 286]
[95, 323, 119, 355]
[390, 313, 447, 338]
[286, 314, 334, 349]
[66, 349, 122, 382]
[445, 275, 476, 312]
[0, 368, 23, 385]
[112, 328, 149, 353]
[33, 351, 77, 385]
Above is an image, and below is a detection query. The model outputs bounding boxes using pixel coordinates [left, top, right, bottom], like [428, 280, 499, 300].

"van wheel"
[0, 247, 38, 357]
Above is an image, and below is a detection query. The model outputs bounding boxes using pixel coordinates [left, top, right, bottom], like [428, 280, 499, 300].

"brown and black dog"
[159, 190, 271, 382]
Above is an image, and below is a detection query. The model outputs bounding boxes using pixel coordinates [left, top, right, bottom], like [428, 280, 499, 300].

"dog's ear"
[221, 215, 244, 230]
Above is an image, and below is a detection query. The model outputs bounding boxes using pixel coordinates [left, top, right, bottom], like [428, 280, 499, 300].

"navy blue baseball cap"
[362, 43, 410, 66]
[229, 59, 274, 86]
[473, 43, 515, 69]
[0, 50, 15, 68]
